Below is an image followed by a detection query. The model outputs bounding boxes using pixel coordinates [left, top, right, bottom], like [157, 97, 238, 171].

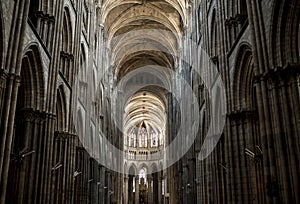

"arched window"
[56, 86, 67, 132]
[129, 129, 136, 147]
[159, 133, 163, 146]
[151, 129, 158, 147]
[62, 8, 72, 53]
[60, 7, 74, 83]
[139, 127, 147, 148]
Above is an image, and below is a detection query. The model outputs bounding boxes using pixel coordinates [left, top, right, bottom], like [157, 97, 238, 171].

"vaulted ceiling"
[124, 89, 166, 135]
[98, 0, 187, 137]
[99, 0, 187, 77]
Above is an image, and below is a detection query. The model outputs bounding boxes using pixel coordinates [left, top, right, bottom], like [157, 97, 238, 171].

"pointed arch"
[229, 43, 265, 203]
[151, 163, 158, 173]
[128, 165, 137, 175]
[56, 85, 67, 132]
[232, 43, 254, 109]
[62, 7, 73, 53]
[78, 44, 88, 104]
[138, 163, 149, 173]
[18, 45, 45, 111]
[77, 109, 84, 139]
[60, 6, 74, 84]
[6, 44, 45, 203]
[12, 44, 45, 154]
[79, 44, 87, 82]
[270, 0, 300, 66]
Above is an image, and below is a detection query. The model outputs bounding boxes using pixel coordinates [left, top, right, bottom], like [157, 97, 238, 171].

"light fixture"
[52, 162, 62, 171]
[74, 171, 82, 178]
[11, 148, 35, 161]
[218, 163, 227, 170]
[245, 148, 255, 158]
[245, 147, 263, 163]
[19, 148, 35, 158]
[22, 150, 35, 158]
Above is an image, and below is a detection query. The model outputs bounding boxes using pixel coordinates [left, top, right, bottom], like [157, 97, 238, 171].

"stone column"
[128, 175, 134, 204]
[107, 171, 111, 204]
[0, 70, 7, 119]
[16, 110, 33, 203]
[147, 175, 153, 204]
[0, 2, 28, 183]
[124, 176, 129, 204]
[135, 177, 139, 204]
[99, 166, 105, 204]
[158, 175, 162, 204]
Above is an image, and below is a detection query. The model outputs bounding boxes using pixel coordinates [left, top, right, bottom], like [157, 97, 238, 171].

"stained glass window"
[139, 127, 147, 147]
[151, 129, 158, 147]
[129, 129, 136, 147]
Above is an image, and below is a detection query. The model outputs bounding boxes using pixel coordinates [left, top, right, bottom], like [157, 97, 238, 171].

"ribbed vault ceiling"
[99, 0, 186, 140]
[124, 90, 166, 135]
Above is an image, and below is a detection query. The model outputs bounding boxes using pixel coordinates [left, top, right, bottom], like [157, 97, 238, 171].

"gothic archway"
[51, 85, 70, 204]
[60, 7, 74, 83]
[270, 0, 300, 66]
[6, 45, 45, 203]
[230, 44, 264, 203]
[128, 165, 136, 204]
